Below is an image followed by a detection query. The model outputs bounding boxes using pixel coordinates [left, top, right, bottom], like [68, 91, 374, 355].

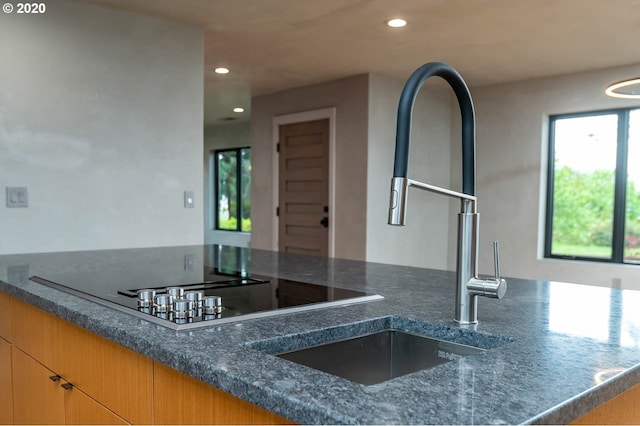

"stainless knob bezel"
[166, 287, 184, 300]
[203, 295, 222, 315]
[184, 291, 204, 309]
[173, 299, 195, 319]
[154, 294, 174, 313]
[137, 289, 156, 308]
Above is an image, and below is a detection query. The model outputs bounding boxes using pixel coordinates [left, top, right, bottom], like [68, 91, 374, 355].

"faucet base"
[455, 212, 478, 324]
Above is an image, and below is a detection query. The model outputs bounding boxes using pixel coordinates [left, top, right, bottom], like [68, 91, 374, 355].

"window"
[213, 147, 251, 232]
[545, 108, 640, 263]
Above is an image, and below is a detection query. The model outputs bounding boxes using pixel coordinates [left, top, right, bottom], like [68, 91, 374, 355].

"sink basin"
[276, 329, 484, 385]
[249, 316, 511, 386]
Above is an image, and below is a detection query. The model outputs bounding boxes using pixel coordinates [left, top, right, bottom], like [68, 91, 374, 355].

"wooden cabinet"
[0, 292, 11, 341]
[11, 296, 61, 369]
[571, 383, 640, 425]
[12, 346, 127, 425]
[154, 361, 293, 425]
[12, 347, 65, 424]
[64, 383, 128, 425]
[0, 337, 13, 425]
[9, 296, 153, 424]
[53, 311, 153, 424]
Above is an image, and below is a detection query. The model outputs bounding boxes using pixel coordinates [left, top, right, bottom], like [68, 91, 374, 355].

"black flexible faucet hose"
[392, 62, 476, 196]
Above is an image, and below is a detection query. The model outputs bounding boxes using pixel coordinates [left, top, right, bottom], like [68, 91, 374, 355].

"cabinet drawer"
[154, 361, 294, 425]
[0, 337, 13, 425]
[10, 297, 61, 369]
[56, 318, 153, 424]
[0, 292, 12, 341]
[12, 347, 66, 425]
[65, 383, 128, 425]
[9, 296, 153, 424]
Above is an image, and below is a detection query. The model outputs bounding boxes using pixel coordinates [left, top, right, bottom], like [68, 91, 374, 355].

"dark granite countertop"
[1, 245, 640, 424]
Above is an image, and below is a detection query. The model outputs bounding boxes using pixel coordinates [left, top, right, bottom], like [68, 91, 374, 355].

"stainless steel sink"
[276, 329, 485, 385]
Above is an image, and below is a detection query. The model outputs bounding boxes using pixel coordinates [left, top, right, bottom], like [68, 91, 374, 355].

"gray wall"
[204, 122, 251, 247]
[0, 0, 204, 255]
[250, 72, 457, 269]
[368, 64, 640, 289]
[366, 74, 456, 270]
[475, 64, 640, 289]
[251, 74, 369, 260]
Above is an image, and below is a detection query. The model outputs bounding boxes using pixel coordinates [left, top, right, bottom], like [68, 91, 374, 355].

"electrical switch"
[6, 187, 28, 207]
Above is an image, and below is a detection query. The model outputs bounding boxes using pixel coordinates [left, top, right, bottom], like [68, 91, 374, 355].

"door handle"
[61, 382, 74, 390]
[49, 375, 62, 382]
[320, 217, 329, 228]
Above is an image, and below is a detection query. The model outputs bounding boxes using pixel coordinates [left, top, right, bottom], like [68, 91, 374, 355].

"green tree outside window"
[215, 148, 251, 232]
[546, 109, 640, 263]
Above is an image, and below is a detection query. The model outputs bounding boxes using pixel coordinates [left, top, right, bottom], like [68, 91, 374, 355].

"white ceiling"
[84, 0, 640, 127]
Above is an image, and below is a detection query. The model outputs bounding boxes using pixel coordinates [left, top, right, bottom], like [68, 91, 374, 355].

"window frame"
[544, 108, 634, 264]
[213, 147, 251, 233]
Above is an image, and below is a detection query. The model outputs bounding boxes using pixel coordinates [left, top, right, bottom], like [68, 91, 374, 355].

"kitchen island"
[1, 244, 640, 424]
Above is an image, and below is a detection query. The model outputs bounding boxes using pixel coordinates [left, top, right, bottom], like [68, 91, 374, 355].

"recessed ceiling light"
[214, 67, 230, 74]
[605, 78, 640, 99]
[233, 107, 245, 113]
[386, 18, 407, 28]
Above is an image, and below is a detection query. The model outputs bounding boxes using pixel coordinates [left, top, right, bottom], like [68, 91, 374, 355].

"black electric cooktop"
[29, 263, 381, 330]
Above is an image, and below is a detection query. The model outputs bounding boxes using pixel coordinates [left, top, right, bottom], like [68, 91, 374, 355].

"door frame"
[272, 107, 336, 257]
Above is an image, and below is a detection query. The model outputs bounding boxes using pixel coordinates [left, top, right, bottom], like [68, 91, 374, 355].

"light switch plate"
[184, 190, 194, 208]
[6, 187, 28, 207]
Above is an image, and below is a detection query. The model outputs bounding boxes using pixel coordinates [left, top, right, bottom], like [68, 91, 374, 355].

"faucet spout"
[392, 62, 476, 196]
[388, 62, 506, 325]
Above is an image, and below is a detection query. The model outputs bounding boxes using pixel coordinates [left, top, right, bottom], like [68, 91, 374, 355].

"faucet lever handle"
[493, 240, 500, 281]
[466, 241, 507, 299]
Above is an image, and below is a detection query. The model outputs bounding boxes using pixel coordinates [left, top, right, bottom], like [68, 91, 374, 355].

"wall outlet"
[6, 187, 28, 207]
[184, 190, 194, 208]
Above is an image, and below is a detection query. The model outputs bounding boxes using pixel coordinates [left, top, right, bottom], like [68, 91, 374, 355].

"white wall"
[366, 74, 456, 270]
[475, 64, 640, 289]
[251, 74, 369, 260]
[0, 1, 204, 255]
[203, 122, 251, 247]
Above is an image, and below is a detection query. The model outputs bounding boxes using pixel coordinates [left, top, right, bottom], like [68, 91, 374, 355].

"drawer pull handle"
[61, 383, 74, 390]
[49, 375, 62, 382]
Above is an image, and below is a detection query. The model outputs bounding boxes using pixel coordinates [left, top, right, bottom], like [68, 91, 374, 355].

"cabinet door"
[12, 347, 65, 425]
[153, 361, 294, 425]
[0, 338, 13, 425]
[56, 318, 153, 424]
[64, 385, 128, 425]
[10, 297, 61, 370]
[9, 295, 153, 425]
[572, 383, 640, 424]
[0, 292, 11, 341]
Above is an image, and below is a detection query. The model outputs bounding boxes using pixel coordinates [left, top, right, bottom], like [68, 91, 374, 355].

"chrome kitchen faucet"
[388, 62, 506, 324]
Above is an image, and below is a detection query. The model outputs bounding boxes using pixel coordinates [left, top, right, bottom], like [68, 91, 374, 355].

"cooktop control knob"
[154, 294, 173, 313]
[174, 299, 194, 319]
[166, 287, 184, 300]
[203, 296, 222, 315]
[184, 291, 204, 309]
[137, 289, 156, 308]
